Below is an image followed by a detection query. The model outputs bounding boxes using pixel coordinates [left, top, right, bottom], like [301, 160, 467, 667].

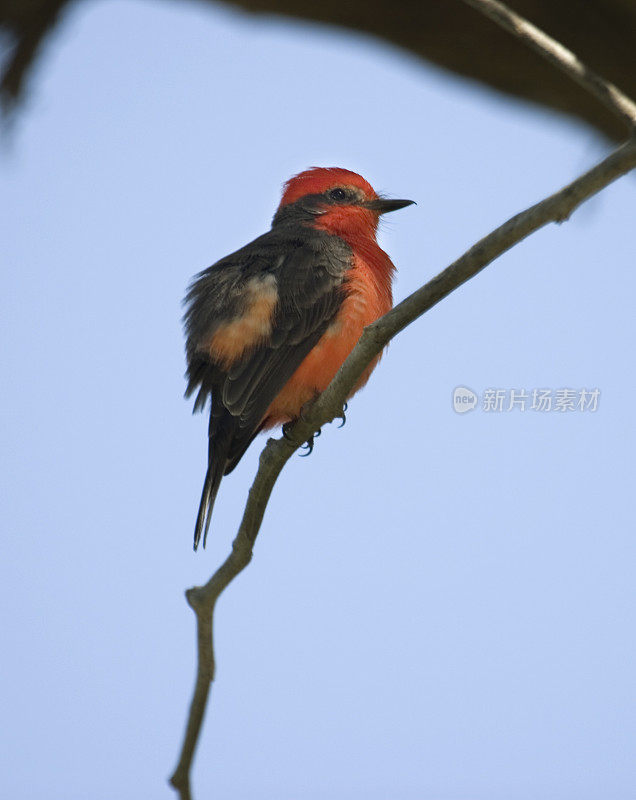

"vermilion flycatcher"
[184, 167, 413, 549]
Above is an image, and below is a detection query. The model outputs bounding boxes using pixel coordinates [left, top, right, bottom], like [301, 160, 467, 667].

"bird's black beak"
[363, 198, 416, 214]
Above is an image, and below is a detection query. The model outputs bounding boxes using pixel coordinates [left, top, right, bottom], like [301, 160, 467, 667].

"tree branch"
[461, 0, 636, 131]
[169, 2, 636, 796]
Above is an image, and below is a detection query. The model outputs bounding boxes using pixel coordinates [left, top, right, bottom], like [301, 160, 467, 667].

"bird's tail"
[193, 411, 233, 551]
[193, 457, 225, 551]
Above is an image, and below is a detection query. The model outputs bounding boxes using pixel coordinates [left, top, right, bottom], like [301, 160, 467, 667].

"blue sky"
[2, 1, 635, 798]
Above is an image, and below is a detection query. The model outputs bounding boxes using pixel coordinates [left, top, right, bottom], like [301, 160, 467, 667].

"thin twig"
[169, 440, 297, 798]
[170, 2, 636, 795]
[461, 0, 636, 130]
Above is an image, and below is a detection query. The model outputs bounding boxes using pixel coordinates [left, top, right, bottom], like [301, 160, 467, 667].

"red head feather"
[279, 167, 377, 208]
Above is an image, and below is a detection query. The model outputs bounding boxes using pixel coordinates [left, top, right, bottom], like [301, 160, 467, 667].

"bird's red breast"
[262, 241, 393, 427]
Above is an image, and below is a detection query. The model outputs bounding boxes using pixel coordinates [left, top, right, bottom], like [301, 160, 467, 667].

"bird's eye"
[329, 188, 347, 201]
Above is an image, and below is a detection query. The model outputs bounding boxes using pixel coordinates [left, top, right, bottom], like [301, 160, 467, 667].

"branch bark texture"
[170, 2, 636, 797]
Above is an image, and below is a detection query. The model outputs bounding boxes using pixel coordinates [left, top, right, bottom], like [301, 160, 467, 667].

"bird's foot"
[282, 421, 298, 443]
[282, 405, 322, 457]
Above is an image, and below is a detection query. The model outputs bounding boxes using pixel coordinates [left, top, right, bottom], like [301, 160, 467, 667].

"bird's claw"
[335, 402, 348, 428]
[299, 435, 315, 457]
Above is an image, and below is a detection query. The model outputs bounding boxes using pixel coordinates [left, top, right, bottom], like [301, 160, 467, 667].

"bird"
[184, 167, 414, 550]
